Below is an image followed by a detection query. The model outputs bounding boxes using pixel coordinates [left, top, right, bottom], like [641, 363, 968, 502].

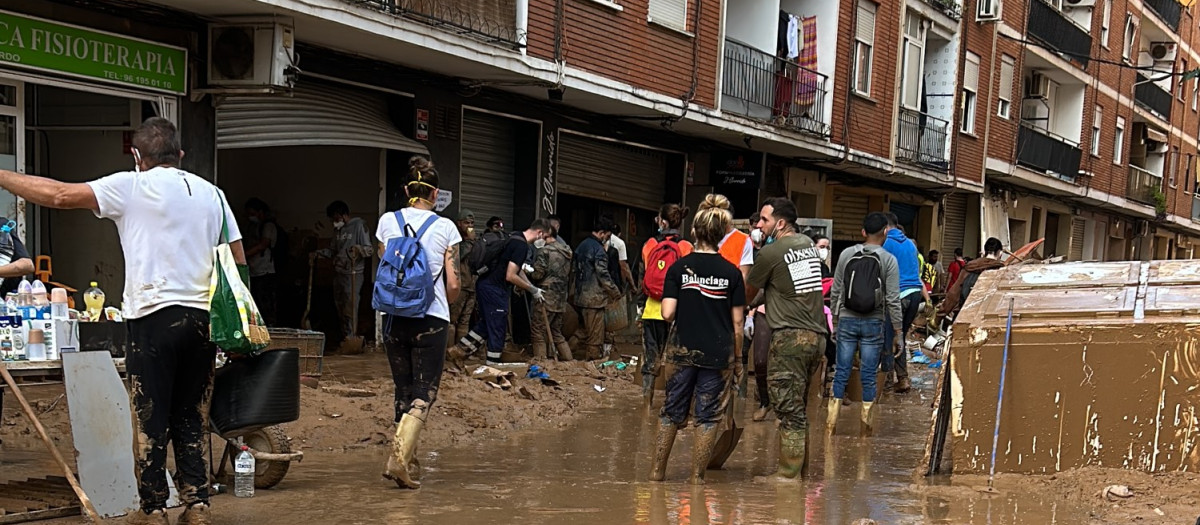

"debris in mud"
[321, 385, 377, 398]
[593, 385, 606, 392]
[1099, 484, 1134, 500]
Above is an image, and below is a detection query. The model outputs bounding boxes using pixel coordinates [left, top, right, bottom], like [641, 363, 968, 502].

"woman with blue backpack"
[373, 156, 462, 489]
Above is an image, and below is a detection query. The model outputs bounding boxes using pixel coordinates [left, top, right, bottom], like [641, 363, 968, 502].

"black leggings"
[126, 306, 216, 511]
[383, 315, 450, 422]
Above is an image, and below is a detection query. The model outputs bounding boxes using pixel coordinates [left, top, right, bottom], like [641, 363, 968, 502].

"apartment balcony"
[347, 0, 521, 47]
[1135, 74, 1173, 120]
[722, 39, 830, 137]
[1016, 124, 1082, 179]
[1144, 0, 1182, 33]
[1127, 165, 1164, 207]
[896, 107, 950, 170]
[1027, 0, 1091, 66]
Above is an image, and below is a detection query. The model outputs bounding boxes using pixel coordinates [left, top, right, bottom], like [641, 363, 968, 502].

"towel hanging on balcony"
[794, 16, 818, 107]
[786, 14, 800, 59]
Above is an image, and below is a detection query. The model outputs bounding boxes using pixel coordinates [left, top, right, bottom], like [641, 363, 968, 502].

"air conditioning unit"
[1150, 42, 1178, 62]
[1148, 141, 1169, 154]
[1026, 71, 1051, 99]
[208, 20, 296, 89]
[1063, 0, 1096, 8]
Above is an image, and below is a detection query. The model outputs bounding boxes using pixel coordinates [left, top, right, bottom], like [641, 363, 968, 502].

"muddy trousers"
[126, 307, 216, 512]
[883, 292, 922, 380]
[578, 307, 606, 360]
[768, 328, 823, 432]
[661, 366, 733, 426]
[448, 289, 476, 341]
[751, 311, 773, 409]
[642, 319, 670, 377]
[463, 283, 510, 362]
[333, 271, 364, 339]
[529, 302, 567, 358]
[383, 315, 450, 422]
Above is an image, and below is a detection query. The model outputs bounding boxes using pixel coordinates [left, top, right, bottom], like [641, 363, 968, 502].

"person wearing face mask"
[315, 200, 374, 343]
[244, 197, 278, 326]
[812, 234, 832, 274]
[449, 219, 550, 365]
[745, 198, 827, 480]
[746, 213, 774, 421]
[448, 210, 477, 344]
[528, 222, 573, 360]
[572, 216, 623, 361]
[639, 203, 693, 403]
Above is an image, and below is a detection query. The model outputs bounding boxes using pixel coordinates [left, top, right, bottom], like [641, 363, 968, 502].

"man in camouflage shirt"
[449, 210, 476, 343]
[529, 225, 573, 360]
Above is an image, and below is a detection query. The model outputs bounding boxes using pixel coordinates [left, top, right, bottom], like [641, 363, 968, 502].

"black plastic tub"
[210, 348, 300, 437]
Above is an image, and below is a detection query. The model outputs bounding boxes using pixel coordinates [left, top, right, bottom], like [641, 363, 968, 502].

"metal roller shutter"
[216, 82, 427, 153]
[461, 111, 518, 226]
[832, 192, 870, 241]
[1069, 219, 1087, 261]
[558, 133, 667, 211]
[941, 193, 968, 253]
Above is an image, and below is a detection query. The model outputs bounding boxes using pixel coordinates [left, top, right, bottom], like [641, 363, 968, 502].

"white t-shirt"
[375, 208, 461, 322]
[88, 167, 242, 320]
[720, 229, 755, 266]
[609, 234, 628, 261]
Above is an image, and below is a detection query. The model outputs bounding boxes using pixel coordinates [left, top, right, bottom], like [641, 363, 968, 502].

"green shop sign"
[0, 10, 187, 94]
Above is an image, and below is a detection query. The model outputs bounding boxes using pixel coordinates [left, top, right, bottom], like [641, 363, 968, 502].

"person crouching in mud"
[649, 198, 746, 484]
[374, 156, 461, 489]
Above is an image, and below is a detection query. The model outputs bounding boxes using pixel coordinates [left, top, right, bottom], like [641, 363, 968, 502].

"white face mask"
[534, 239, 546, 249]
[750, 229, 764, 245]
[818, 247, 830, 261]
[333, 221, 345, 229]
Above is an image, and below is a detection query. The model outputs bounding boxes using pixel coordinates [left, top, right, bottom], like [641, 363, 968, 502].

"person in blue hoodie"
[882, 213, 930, 394]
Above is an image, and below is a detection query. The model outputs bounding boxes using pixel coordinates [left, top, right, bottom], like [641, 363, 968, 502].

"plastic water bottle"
[84, 282, 105, 321]
[234, 446, 255, 498]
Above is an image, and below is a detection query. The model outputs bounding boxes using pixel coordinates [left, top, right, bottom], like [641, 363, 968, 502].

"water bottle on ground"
[234, 445, 255, 498]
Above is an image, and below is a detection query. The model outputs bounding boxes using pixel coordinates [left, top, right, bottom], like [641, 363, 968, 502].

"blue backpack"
[372, 211, 440, 318]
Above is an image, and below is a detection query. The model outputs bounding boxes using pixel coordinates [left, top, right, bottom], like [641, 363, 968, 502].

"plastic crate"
[265, 328, 325, 377]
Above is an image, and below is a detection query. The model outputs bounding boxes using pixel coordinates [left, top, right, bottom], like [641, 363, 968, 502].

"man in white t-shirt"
[608, 224, 634, 291]
[0, 118, 243, 525]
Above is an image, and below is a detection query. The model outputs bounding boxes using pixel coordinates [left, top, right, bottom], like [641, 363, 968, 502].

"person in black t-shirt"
[450, 219, 551, 365]
[649, 202, 745, 485]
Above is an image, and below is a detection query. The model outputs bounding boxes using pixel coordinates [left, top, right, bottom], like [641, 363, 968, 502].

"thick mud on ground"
[9, 352, 1200, 524]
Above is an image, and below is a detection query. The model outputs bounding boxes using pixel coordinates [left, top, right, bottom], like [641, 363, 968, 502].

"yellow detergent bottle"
[84, 282, 105, 321]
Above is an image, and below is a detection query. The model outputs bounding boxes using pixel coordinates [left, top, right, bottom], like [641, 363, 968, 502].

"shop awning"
[216, 82, 428, 154]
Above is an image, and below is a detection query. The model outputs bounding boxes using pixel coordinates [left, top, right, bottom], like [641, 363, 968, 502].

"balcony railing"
[1127, 165, 1164, 207]
[1027, 0, 1091, 66]
[896, 107, 950, 170]
[722, 39, 830, 137]
[348, 0, 521, 47]
[1016, 124, 1082, 179]
[1144, 0, 1182, 33]
[1135, 74, 1173, 120]
[921, 0, 962, 21]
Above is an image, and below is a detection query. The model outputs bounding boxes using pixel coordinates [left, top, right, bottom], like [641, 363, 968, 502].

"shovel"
[337, 267, 365, 355]
[301, 257, 314, 330]
[707, 377, 744, 469]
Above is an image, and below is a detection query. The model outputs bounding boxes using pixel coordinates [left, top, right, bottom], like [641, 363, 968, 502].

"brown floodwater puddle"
[207, 371, 1084, 525]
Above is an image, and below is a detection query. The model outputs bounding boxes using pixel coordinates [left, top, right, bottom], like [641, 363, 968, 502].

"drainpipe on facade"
[517, 0, 529, 54]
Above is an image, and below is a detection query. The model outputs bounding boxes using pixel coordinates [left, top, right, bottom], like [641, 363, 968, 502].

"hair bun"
[409, 156, 434, 172]
[700, 194, 730, 211]
[679, 206, 691, 217]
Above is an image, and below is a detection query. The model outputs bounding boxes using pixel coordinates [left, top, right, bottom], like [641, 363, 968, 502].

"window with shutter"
[853, 0, 876, 96]
[961, 53, 980, 134]
[997, 56, 1014, 119]
[648, 0, 688, 32]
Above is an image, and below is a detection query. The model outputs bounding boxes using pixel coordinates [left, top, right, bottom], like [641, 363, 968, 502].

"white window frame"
[961, 53, 980, 135]
[1100, 0, 1111, 49]
[977, 0, 1001, 21]
[1122, 14, 1137, 63]
[1114, 116, 1126, 165]
[998, 56, 1015, 119]
[900, 13, 927, 110]
[853, 0, 876, 97]
[1192, 75, 1197, 112]
[647, 0, 688, 33]
[1171, 147, 1179, 187]
[1091, 107, 1102, 157]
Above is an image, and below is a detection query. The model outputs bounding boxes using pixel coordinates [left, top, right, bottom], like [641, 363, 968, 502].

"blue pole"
[987, 297, 1015, 491]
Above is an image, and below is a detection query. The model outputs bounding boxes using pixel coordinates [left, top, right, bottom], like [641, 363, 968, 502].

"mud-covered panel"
[971, 288, 1137, 320]
[1000, 262, 1141, 290]
[1145, 286, 1200, 316]
[1148, 260, 1200, 285]
[951, 324, 1200, 474]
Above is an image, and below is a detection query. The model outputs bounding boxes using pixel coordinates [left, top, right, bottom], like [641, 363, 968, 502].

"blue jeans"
[661, 365, 732, 427]
[834, 317, 886, 402]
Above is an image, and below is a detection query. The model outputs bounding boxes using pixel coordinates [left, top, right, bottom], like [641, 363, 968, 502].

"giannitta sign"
[0, 10, 187, 95]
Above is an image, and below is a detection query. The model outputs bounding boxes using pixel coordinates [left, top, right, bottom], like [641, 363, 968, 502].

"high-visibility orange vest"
[718, 229, 749, 267]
